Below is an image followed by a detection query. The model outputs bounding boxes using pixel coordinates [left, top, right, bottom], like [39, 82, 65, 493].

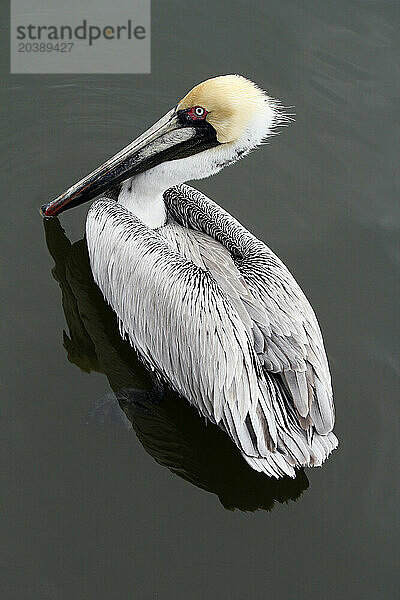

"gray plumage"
[86, 184, 338, 478]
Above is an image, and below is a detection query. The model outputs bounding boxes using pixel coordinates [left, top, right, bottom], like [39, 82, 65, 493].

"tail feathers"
[242, 373, 338, 479]
[309, 431, 338, 466]
[243, 452, 296, 478]
[242, 431, 338, 479]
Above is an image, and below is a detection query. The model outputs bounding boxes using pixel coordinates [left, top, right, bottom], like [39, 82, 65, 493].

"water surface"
[1, 1, 398, 598]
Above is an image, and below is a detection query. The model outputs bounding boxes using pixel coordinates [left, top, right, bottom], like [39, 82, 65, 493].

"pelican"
[41, 75, 338, 478]
[44, 216, 309, 510]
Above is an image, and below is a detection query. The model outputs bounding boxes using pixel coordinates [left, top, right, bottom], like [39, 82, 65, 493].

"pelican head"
[41, 75, 285, 217]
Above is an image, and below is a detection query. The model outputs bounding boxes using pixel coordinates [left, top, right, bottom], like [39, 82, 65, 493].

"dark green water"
[1, 1, 398, 598]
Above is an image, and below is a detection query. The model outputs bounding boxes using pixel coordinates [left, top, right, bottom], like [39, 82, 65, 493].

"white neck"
[118, 173, 167, 229]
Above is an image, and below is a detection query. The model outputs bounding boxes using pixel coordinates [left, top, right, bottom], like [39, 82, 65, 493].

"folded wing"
[164, 184, 338, 473]
[87, 198, 300, 477]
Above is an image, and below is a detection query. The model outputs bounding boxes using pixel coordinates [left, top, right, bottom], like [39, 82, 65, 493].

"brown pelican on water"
[44, 217, 309, 510]
[41, 75, 338, 478]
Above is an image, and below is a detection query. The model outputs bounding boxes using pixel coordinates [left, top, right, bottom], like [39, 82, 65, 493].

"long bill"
[40, 108, 218, 217]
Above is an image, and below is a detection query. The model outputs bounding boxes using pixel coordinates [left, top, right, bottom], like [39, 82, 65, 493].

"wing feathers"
[164, 186, 337, 453]
[88, 188, 337, 479]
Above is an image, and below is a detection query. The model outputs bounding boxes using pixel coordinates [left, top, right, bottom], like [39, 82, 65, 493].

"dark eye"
[188, 106, 207, 120]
